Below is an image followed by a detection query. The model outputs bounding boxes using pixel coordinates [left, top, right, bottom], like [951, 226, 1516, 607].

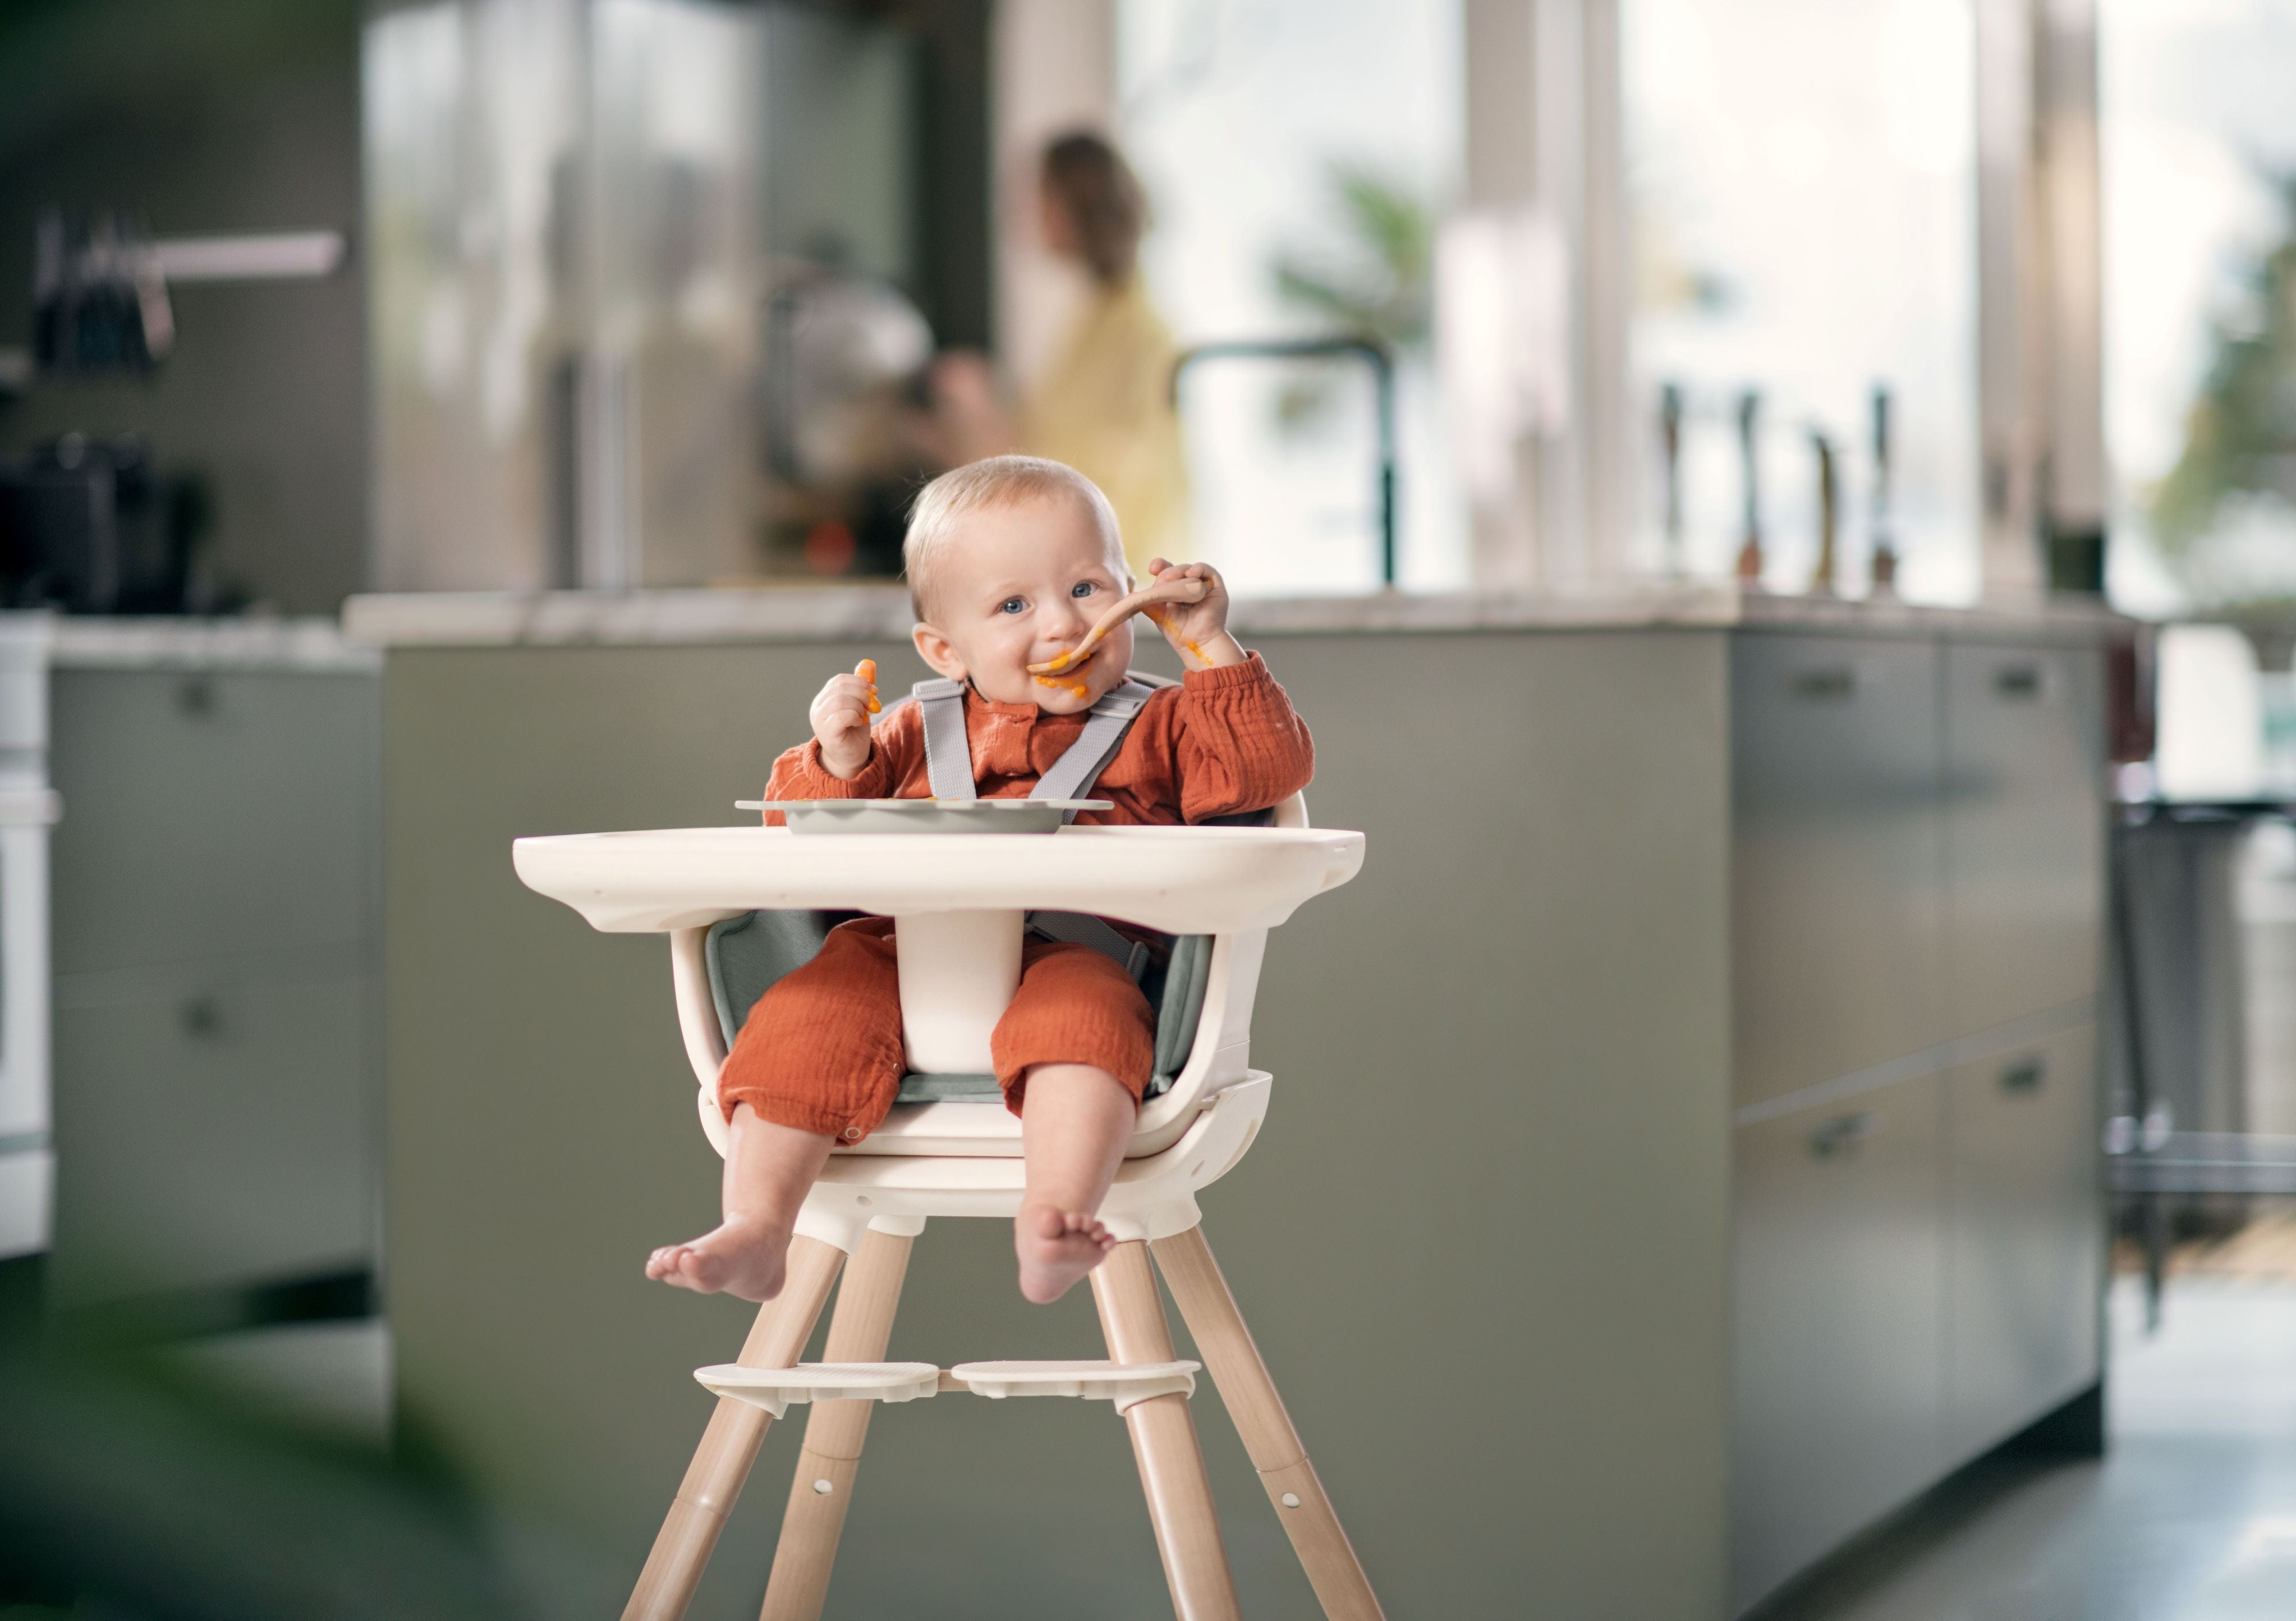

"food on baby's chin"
[1033, 674, 1089, 700]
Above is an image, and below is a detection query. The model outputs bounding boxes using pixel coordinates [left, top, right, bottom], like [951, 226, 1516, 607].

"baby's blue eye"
[1071, 580, 1096, 599]
[999, 597, 1026, 615]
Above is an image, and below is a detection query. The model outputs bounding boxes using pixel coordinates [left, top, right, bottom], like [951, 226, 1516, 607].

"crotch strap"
[912, 676, 1158, 824]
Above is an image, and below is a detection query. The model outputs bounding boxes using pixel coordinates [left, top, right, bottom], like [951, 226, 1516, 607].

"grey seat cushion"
[704, 909, 1214, 1103]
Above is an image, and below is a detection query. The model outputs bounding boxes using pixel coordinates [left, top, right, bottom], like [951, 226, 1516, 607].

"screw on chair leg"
[758, 1226, 918, 1621]
[1151, 1226, 1386, 1621]
[623, 1235, 847, 1621]
[1092, 1242, 1243, 1621]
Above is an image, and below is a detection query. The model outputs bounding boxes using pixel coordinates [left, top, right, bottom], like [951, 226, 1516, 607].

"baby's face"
[912, 494, 1133, 713]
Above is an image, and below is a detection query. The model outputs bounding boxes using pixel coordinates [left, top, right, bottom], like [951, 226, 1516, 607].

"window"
[1118, 0, 1465, 594]
[2101, 0, 2296, 612]
[1622, 0, 1979, 600]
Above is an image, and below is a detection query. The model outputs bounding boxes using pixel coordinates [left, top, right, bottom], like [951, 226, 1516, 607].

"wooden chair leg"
[623, 1235, 846, 1621]
[758, 1226, 918, 1621]
[1152, 1226, 1386, 1621]
[1092, 1241, 1243, 1621]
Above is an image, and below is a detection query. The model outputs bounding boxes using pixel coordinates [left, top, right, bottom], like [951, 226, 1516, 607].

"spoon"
[1027, 576, 1210, 676]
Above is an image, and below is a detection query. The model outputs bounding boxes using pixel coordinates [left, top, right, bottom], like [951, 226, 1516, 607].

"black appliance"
[0, 434, 213, 613]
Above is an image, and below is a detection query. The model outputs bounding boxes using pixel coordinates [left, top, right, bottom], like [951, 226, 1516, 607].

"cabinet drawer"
[1732, 633, 1945, 1106]
[51, 669, 379, 975]
[1944, 1023, 2103, 1463]
[1944, 642, 2105, 1034]
[1733, 1071, 1944, 1612]
[48, 970, 375, 1312]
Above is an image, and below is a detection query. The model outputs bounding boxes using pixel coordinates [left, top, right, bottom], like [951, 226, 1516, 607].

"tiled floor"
[1768, 1277, 2296, 1621]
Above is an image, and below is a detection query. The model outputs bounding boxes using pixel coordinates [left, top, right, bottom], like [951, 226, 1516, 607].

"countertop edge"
[46, 617, 379, 672]
[343, 585, 2135, 649]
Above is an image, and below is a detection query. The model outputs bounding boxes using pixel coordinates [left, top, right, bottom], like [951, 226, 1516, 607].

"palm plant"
[1266, 161, 1434, 429]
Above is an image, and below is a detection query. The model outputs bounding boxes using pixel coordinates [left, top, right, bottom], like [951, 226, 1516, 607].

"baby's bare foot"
[646, 1217, 790, 1302]
[1015, 1204, 1116, 1303]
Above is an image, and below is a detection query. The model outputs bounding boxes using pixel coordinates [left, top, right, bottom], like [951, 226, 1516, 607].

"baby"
[646, 455, 1313, 1305]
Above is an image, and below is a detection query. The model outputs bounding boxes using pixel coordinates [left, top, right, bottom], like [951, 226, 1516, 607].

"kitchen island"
[348, 583, 2117, 1620]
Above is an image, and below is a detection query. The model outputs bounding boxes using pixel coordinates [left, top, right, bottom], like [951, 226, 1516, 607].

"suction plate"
[736, 798, 1111, 836]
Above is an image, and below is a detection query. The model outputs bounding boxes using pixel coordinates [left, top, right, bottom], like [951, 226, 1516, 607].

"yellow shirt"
[1020, 278, 1189, 577]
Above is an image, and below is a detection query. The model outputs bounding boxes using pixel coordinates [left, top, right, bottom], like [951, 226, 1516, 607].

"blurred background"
[1, 2, 2294, 1618]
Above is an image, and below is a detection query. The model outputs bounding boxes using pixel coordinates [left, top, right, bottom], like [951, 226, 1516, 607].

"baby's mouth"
[1030, 645, 1093, 700]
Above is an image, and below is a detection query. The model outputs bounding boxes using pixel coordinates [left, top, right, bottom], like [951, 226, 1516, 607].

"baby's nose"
[1043, 596, 1091, 639]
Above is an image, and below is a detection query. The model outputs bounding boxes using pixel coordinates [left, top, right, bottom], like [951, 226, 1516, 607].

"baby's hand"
[810, 659, 880, 779]
[1142, 560, 1244, 669]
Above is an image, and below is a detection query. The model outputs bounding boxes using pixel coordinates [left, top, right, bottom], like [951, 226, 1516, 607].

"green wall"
[381, 628, 1734, 1618]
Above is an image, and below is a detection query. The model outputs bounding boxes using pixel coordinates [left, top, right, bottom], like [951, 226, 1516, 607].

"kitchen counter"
[364, 594, 2120, 1619]
[49, 615, 377, 672]
[343, 581, 2126, 648]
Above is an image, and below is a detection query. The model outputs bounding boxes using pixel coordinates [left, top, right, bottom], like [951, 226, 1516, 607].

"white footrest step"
[693, 1359, 1201, 1419]
[951, 1359, 1198, 1413]
[697, 1362, 941, 1419]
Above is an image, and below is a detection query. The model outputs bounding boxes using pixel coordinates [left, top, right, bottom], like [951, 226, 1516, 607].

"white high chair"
[513, 799, 1379, 1621]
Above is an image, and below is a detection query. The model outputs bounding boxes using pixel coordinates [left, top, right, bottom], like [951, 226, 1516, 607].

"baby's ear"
[911, 621, 966, 682]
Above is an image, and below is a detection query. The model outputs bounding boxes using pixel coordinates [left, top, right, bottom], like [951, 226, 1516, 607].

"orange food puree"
[1143, 605, 1208, 664]
[1033, 674, 1088, 699]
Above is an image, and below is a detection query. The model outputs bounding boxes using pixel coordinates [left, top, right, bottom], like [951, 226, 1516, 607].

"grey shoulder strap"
[913, 677, 975, 801]
[1031, 678, 1157, 822]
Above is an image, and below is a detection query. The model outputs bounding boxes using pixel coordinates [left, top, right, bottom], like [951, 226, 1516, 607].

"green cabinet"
[45, 661, 380, 1316]
[1729, 626, 2107, 1614]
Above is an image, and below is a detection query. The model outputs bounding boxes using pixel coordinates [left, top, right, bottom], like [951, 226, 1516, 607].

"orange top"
[763, 653, 1313, 827]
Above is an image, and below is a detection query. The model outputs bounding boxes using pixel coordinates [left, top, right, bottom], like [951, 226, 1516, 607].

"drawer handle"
[1788, 669, 1857, 701]
[179, 995, 223, 1038]
[1999, 1057, 2046, 1095]
[1992, 664, 2043, 700]
[1809, 1111, 1880, 1159]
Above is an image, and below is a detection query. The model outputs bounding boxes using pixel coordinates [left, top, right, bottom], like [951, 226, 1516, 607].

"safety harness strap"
[1029, 680, 1156, 820]
[1025, 910, 1152, 982]
[910, 676, 1158, 818]
[914, 677, 976, 801]
[908, 674, 1165, 981]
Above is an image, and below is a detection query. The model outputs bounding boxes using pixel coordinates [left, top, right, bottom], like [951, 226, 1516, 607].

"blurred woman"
[931, 131, 1188, 575]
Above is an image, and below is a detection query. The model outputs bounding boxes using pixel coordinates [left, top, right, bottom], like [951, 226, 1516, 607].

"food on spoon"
[1026, 576, 1210, 676]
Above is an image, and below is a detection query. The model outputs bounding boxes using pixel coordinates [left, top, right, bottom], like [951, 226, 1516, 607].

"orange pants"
[716, 916, 1155, 1144]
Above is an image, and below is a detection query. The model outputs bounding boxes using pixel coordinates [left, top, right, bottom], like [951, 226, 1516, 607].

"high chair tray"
[511, 823, 1364, 936]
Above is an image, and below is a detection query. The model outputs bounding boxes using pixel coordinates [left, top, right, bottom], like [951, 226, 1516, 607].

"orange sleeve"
[1163, 652, 1316, 823]
[759, 702, 925, 824]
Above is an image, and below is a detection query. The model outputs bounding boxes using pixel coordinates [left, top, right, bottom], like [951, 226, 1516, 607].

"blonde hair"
[903, 455, 1123, 619]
